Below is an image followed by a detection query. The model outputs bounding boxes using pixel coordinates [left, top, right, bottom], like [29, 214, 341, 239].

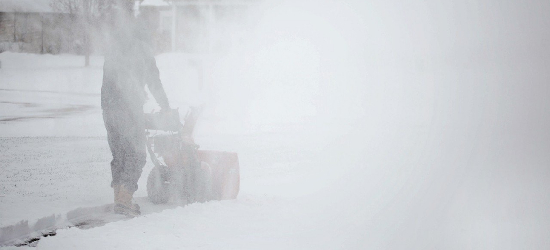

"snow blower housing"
[144, 108, 239, 204]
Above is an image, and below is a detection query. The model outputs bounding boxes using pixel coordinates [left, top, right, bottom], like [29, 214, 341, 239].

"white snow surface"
[1, 0, 550, 249]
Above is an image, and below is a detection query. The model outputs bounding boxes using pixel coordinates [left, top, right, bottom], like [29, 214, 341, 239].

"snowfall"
[1, 1, 550, 249]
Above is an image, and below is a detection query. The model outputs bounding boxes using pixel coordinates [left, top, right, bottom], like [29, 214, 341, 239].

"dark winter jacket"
[101, 23, 169, 113]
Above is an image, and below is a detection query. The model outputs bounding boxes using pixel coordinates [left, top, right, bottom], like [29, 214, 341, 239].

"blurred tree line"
[0, 0, 120, 66]
[50, 0, 116, 66]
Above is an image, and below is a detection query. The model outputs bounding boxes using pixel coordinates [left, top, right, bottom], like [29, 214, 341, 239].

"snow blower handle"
[144, 108, 182, 132]
[180, 105, 203, 136]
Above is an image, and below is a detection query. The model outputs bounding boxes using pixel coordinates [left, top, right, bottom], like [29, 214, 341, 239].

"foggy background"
[1, 0, 549, 249]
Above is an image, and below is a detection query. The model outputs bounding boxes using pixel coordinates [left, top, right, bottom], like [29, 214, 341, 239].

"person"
[101, 0, 170, 217]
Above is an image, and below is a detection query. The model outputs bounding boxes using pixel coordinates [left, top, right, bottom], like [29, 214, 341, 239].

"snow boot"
[113, 185, 141, 217]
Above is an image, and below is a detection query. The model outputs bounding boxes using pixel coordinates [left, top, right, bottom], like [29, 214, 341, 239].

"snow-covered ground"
[2, 0, 550, 249]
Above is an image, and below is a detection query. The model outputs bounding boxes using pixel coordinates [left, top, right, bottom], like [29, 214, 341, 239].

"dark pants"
[103, 108, 146, 193]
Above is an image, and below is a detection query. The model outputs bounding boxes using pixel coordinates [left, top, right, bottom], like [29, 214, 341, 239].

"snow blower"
[144, 107, 239, 204]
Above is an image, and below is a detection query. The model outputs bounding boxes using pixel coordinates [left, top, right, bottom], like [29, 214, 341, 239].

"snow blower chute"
[144, 108, 239, 204]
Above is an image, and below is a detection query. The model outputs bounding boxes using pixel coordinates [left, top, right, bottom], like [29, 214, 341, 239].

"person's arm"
[143, 47, 170, 110]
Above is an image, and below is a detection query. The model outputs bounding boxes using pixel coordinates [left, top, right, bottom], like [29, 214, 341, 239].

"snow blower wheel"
[146, 165, 170, 204]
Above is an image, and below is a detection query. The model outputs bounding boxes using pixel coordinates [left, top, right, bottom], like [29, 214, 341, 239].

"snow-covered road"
[2, 0, 550, 247]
